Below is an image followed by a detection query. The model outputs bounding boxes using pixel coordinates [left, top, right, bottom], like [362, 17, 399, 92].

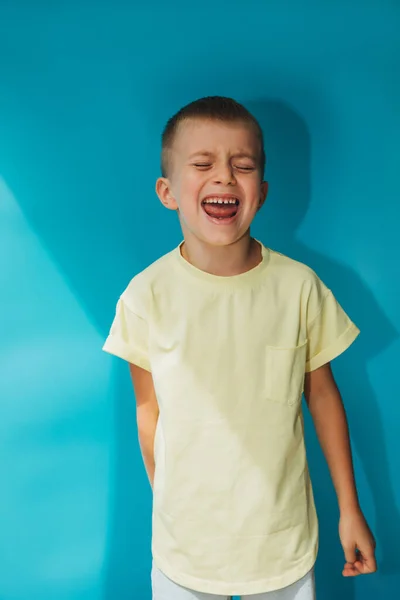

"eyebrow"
[188, 151, 258, 162]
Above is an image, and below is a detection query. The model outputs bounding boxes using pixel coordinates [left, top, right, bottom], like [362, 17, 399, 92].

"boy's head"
[156, 96, 268, 248]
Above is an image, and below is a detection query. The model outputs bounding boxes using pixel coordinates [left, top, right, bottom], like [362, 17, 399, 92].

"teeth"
[203, 197, 238, 205]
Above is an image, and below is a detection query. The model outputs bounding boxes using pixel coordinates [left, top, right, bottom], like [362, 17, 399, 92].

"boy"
[103, 96, 377, 599]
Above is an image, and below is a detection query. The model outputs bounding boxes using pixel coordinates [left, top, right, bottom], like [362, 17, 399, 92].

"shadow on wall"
[246, 99, 399, 600]
[3, 99, 398, 599]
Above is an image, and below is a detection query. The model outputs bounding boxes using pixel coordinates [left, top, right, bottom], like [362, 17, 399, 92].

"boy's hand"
[339, 509, 377, 576]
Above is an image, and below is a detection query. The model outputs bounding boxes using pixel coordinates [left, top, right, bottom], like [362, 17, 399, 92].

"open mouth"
[201, 197, 240, 220]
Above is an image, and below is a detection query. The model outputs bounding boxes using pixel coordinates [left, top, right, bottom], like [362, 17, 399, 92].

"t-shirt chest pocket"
[265, 340, 308, 406]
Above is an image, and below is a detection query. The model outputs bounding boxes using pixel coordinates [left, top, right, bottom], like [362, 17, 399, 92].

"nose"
[213, 163, 236, 186]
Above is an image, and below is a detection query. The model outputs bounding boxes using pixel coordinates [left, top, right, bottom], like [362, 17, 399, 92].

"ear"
[155, 177, 179, 210]
[258, 180, 269, 210]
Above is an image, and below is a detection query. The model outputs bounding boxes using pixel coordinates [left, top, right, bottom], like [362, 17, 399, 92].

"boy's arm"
[129, 363, 159, 490]
[304, 363, 377, 576]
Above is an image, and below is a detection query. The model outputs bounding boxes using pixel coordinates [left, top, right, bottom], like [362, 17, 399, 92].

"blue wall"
[0, 2, 399, 599]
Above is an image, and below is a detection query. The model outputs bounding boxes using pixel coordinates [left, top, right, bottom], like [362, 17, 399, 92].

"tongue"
[203, 203, 238, 219]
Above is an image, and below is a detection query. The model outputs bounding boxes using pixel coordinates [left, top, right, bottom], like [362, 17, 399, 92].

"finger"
[354, 560, 365, 574]
[365, 549, 378, 573]
[343, 562, 358, 576]
[343, 544, 357, 564]
[343, 561, 355, 575]
[342, 566, 359, 577]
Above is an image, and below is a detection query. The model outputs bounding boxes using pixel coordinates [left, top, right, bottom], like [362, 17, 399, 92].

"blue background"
[0, 1, 399, 598]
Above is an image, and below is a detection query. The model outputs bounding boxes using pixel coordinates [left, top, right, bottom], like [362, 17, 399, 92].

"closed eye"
[193, 164, 255, 171]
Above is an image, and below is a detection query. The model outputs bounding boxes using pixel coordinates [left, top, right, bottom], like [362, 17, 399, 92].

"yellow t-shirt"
[103, 239, 360, 596]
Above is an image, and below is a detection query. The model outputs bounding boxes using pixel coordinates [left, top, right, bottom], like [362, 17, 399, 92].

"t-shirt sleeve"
[305, 280, 360, 373]
[102, 295, 151, 372]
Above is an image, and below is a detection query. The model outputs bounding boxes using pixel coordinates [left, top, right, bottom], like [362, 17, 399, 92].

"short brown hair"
[161, 96, 266, 178]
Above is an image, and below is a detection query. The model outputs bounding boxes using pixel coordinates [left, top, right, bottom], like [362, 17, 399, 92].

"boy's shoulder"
[268, 247, 326, 290]
[128, 246, 176, 285]
[119, 245, 177, 310]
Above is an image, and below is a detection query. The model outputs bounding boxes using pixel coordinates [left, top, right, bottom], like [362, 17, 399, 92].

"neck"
[180, 234, 262, 277]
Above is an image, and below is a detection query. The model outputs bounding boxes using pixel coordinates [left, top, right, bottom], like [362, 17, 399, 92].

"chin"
[201, 231, 244, 247]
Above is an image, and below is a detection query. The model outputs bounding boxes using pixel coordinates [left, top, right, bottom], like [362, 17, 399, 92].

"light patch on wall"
[0, 177, 112, 597]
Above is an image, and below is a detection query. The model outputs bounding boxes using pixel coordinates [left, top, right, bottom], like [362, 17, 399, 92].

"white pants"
[151, 563, 316, 600]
